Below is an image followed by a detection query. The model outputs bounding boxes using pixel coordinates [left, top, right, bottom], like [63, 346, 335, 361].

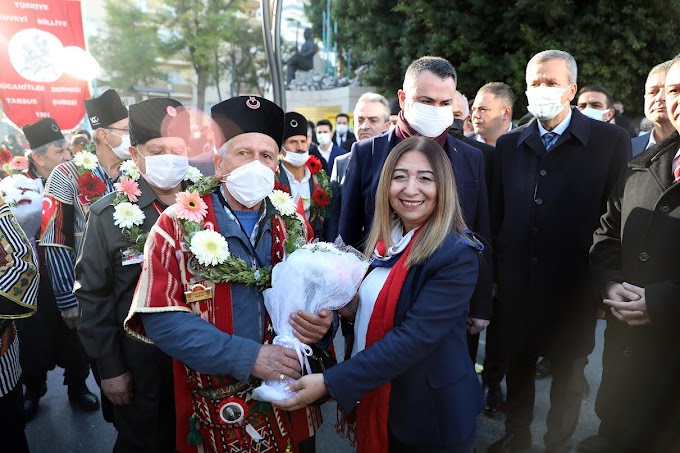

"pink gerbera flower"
[8, 156, 28, 171]
[114, 177, 142, 203]
[175, 190, 208, 223]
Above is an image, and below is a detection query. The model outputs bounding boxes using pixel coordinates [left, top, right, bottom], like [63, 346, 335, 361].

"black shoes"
[484, 383, 503, 415]
[577, 435, 616, 453]
[23, 382, 47, 421]
[488, 431, 532, 452]
[535, 357, 551, 379]
[68, 385, 100, 411]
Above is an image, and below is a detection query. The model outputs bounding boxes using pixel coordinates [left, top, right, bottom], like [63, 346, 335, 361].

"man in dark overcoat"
[488, 50, 631, 453]
[579, 56, 680, 453]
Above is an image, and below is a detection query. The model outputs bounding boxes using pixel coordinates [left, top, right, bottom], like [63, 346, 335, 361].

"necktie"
[673, 149, 680, 184]
[542, 132, 558, 151]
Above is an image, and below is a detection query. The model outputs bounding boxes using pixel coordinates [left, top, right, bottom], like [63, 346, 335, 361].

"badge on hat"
[84, 89, 129, 129]
[23, 118, 64, 150]
[128, 98, 188, 146]
[282, 112, 308, 142]
[211, 96, 284, 149]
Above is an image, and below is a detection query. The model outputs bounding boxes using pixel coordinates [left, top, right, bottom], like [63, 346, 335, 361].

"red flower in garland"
[312, 184, 330, 207]
[0, 148, 12, 164]
[77, 173, 106, 201]
[305, 155, 323, 175]
[274, 180, 290, 194]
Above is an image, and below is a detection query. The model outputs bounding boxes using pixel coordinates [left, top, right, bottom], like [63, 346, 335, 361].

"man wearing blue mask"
[489, 50, 632, 453]
[339, 55, 493, 342]
[576, 85, 616, 123]
[76, 97, 195, 451]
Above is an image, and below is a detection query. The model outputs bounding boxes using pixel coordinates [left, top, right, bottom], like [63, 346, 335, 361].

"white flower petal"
[113, 202, 146, 229]
[190, 230, 230, 266]
[268, 190, 297, 216]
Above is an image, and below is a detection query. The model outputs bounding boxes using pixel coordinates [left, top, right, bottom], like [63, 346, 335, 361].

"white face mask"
[336, 124, 348, 135]
[580, 107, 610, 122]
[526, 86, 569, 121]
[282, 149, 309, 167]
[223, 160, 275, 208]
[109, 132, 131, 159]
[138, 152, 189, 190]
[403, 101, 454, 137]
[317, 133, 332, 146]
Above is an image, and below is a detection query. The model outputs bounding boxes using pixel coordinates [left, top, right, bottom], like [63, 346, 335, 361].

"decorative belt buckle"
[217, 397, 263, 443]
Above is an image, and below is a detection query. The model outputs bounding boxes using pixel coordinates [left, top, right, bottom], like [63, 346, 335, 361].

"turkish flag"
[0, 0, 90, 130]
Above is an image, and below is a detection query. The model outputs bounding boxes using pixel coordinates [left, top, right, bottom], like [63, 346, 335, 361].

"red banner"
[0, 0, 90, 131]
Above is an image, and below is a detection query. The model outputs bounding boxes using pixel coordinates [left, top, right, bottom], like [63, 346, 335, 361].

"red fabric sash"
[355, 235, 417, 453]
[394, 110, 448, 148]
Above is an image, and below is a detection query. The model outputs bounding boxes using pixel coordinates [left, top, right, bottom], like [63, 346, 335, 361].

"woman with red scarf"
[275, 136, 484, 452]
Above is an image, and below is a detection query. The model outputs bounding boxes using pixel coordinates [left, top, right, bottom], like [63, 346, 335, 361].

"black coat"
[589, 132, 680, 446]
[492, 108, 631, 358]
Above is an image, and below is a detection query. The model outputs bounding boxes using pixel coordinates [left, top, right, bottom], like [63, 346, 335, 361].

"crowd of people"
[0, 48, 678, 453]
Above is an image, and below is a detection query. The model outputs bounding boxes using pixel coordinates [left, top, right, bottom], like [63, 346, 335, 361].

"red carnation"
[274, 180, 290, 193]
[0, 148, 12, 164]
[312, 184, 330, 207]
[305, 155, 322, 175]
[77, 173, 106, 200]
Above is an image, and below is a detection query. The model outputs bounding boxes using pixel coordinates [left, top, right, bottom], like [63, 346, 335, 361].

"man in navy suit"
[339, 55, 493, 339]
[489, 50, 631, 453]
[331, 113, 357, 152]
[315, 119, 346, 175]
[631, 60, 675, 158]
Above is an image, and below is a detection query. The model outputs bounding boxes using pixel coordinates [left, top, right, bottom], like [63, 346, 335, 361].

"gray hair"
[454, 91, 470, 116]
[649, 60, 674, 79]
[31, 139, 67, 156]
[526, 50, 578, 84]
[403, 56, 458, 91]
[354, 92, 391, 122]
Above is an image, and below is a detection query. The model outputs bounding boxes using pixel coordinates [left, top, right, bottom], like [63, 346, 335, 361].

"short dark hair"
[478, 82, 516, 110]
[316, 119, 333, 131]
[404, 56, 457, 90]
[335, 113, 349, 122]
[578, 85, 614, 108]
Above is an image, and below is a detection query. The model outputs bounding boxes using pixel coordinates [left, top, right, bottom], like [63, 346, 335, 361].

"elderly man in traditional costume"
[76, 98, 198, 451]
[125, 95, 334, 453]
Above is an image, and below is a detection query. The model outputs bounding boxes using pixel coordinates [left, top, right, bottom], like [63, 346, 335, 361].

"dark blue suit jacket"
[338, 129, 493, 319]
[324, 231, 484, 448]
[321, 144, 347, 175]
[631, 132, 651, 158]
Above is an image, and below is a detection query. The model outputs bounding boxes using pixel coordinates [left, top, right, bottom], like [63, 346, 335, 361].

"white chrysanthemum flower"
[185, 166, 203, 183]
[113, 202, 145, 229]
[1, 188, 21, 206]
[73, 151, 99, 171]
[190, 230, 230, 266]
[119, 160, 141, 181]
[269, 190, 297, 216]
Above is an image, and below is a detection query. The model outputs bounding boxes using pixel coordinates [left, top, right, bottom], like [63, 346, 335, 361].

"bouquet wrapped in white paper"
[252, 240, 370, 402]
[0, 174, 43, 253]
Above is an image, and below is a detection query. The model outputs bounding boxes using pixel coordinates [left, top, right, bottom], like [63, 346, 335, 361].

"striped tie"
[673, 149, 680, 184]
[542, 132, 557, 151]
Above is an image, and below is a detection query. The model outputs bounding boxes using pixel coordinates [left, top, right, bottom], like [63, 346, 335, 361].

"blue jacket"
[338, 130, 493, 319]
[324, 230, 484, 447]
[631, 132, 651, 158]
[321, 143, 347, 175]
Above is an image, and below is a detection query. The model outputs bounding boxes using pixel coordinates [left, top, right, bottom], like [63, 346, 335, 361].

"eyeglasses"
[107, 127, 128, 132]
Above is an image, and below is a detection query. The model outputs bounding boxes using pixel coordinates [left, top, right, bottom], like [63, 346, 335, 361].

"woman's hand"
[272, 374, 328, 411]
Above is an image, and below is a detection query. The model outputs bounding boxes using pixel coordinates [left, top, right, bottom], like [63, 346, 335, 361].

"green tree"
[319, 0, 680, 117]
[157, 0, 242, 111]
[91, 0, 166, 90]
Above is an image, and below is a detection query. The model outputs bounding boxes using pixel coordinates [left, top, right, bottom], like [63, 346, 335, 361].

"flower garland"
[73, 142, 107, 203]
[176, 180, 306, 290]
[112, 162, 205, 253]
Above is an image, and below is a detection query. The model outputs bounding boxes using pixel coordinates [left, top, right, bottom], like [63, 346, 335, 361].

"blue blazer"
[322, 144, 347, 175]
[338, 130, 493, 319]
[631, 132, 651, 158]
[324, 230, 484, 448]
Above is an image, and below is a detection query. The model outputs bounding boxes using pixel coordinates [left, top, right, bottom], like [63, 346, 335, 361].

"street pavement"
[25, 321, 606, 452]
